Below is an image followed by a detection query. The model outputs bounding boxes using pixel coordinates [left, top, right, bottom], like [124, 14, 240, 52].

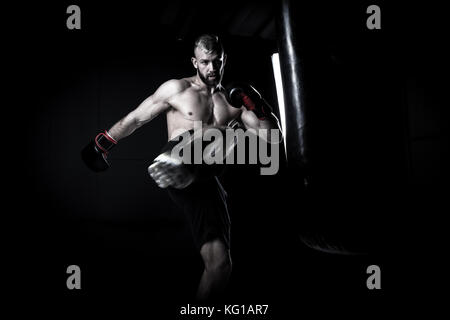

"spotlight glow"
[271, 53, 287, 156]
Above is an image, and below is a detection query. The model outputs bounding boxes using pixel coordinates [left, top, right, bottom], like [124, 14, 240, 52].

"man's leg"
[196, 238, 232, 302]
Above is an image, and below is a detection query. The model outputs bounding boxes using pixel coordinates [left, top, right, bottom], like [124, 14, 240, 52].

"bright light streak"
[271, 53, 287, 156]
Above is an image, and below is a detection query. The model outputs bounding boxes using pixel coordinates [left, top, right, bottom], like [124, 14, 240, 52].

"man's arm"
[108, 79, 185, 141]
[239, 108, 277, 130]
[239, 108, 282, 144]
[81, 79, 186, 172]
[225, 83, 282, 142]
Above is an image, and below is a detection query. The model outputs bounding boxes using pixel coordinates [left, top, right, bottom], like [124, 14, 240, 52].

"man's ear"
[191, 57, 198, 69]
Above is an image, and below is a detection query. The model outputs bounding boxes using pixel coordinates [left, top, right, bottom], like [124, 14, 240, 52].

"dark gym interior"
[9, 0, 448, 317]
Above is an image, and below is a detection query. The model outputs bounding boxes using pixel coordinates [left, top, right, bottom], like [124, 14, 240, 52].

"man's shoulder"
[161, 78, 193, 93]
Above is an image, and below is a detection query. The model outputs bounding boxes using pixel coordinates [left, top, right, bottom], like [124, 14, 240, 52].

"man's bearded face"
[193, 48, 225, 87]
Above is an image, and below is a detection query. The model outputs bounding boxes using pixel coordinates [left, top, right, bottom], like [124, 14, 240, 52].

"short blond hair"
[193, 34, 224, 55]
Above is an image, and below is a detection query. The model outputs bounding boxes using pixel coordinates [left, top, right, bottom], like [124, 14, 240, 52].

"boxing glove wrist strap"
[95, 130, 117, 154]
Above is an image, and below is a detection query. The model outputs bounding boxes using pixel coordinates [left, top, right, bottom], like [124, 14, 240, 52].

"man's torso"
[166, 77, 241, 140]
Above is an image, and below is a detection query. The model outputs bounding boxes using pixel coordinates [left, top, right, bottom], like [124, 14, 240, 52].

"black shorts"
[162, 134, 231, 251]
[167, 177, 231, 251]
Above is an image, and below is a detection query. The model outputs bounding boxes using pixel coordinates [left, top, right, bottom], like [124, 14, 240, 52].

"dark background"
[7, 0, 448, 317]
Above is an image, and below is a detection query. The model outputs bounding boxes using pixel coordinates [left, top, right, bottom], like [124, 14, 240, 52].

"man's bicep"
[131, 79, 185, 125]
[131, 96, 169, 125]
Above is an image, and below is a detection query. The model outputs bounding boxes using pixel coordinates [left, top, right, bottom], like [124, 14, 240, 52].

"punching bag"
[276, 0, 375, 255]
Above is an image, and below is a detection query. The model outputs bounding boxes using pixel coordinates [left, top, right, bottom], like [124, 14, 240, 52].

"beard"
[198, 70, 220, 87]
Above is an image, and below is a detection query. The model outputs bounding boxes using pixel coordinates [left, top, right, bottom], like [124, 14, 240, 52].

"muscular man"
[82, 34, 279, 301]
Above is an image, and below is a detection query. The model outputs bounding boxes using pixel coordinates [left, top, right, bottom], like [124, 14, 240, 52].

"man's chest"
[170, 90, 237, 124]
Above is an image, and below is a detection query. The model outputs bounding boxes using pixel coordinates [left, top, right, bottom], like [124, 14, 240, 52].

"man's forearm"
[259, 115, 277, 130]
[107, 114, 140, 141]
[259, 113, 283, 143]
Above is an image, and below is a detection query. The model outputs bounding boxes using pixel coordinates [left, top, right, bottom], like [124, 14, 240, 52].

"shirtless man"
[82, 34, 279, 301]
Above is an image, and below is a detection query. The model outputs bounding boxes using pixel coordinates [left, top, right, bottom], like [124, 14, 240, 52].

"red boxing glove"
[226, 83, 273, 120]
